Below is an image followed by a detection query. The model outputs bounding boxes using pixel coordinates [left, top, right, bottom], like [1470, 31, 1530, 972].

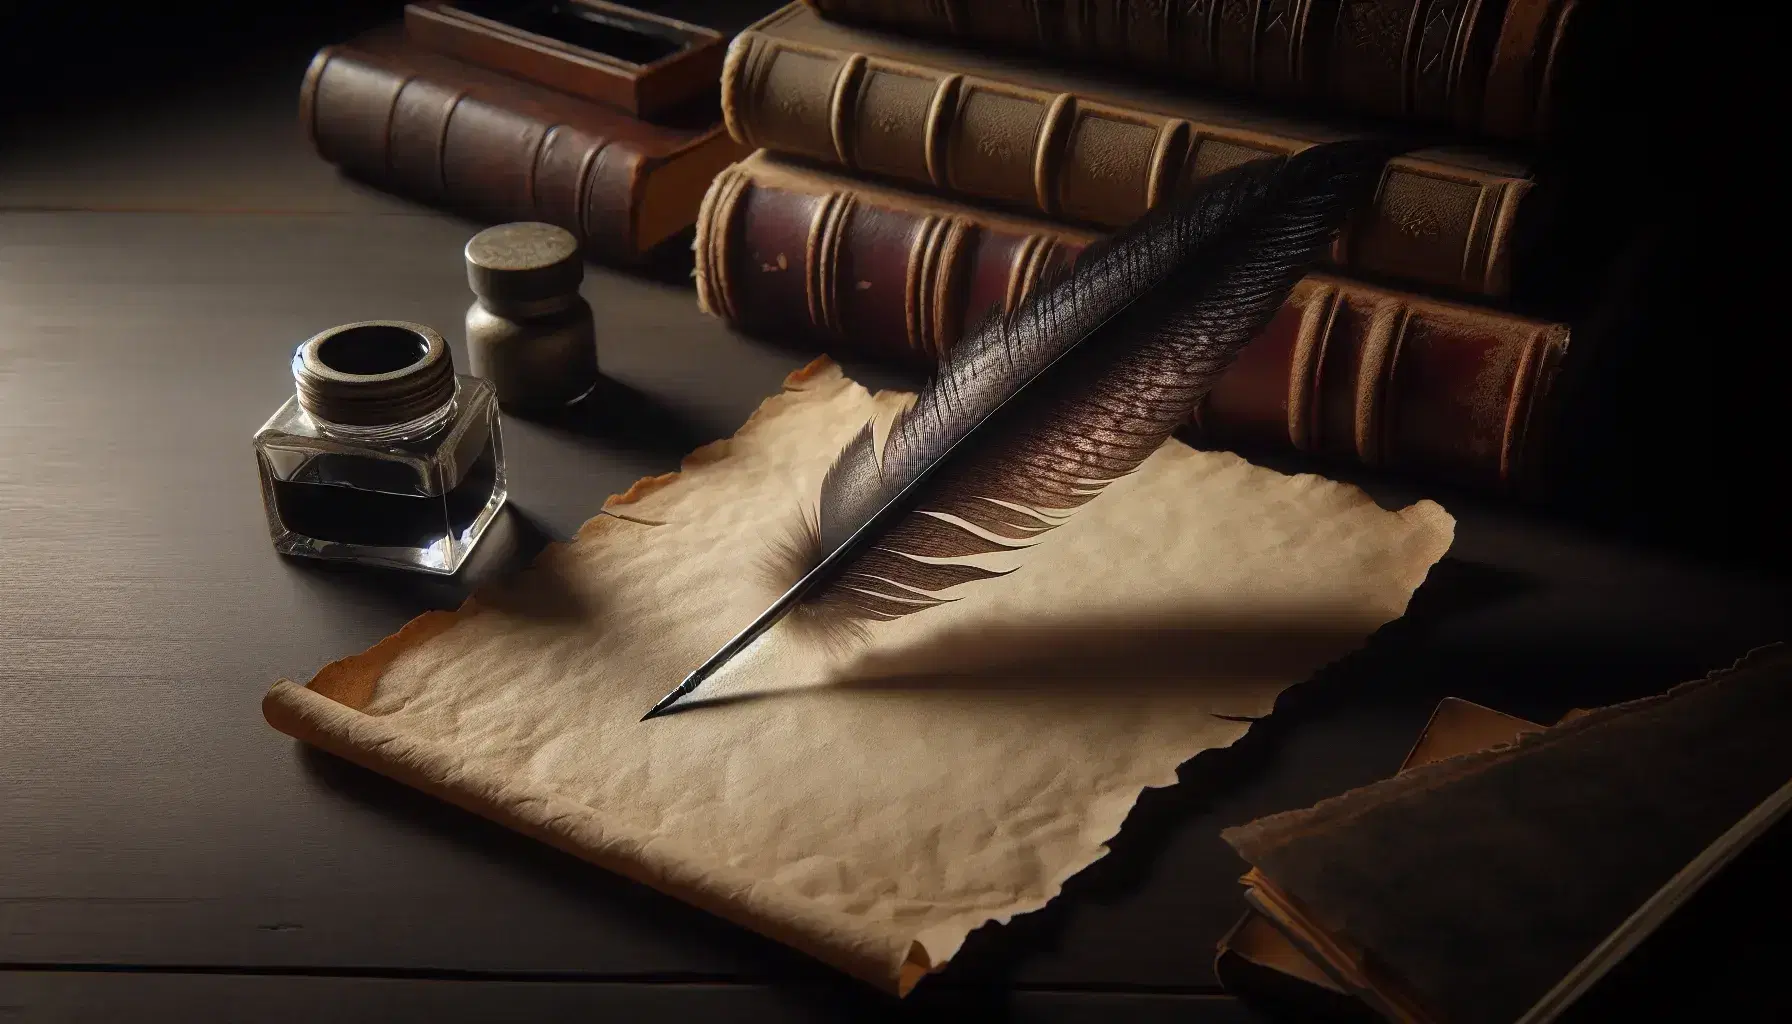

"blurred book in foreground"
[1219, 647, 1792, 1023]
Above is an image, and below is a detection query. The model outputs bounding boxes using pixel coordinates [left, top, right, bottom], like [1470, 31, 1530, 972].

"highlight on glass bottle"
[252, 320, 507, 575]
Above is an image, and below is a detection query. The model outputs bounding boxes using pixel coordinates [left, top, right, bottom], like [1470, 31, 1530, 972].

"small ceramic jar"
[463, 222, 599, 412]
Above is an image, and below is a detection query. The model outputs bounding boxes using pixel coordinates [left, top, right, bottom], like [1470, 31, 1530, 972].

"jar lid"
[465, 222, 583, 307]
[293, 321, 457, 428]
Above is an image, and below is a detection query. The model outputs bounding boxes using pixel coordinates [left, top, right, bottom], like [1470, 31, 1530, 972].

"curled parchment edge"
[262, 674, 1254, 993]
[262, 357, 1457, 994]
[262, 676, 931, 988]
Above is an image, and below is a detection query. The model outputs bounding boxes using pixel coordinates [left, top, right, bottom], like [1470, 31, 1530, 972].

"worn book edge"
[1224, 698, 1543, 1024]
[1224, 646, 1791, 1024]
[1514, 775, 1792, 1024]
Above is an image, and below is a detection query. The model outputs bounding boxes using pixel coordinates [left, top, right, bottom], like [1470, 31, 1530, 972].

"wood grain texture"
[0, 58, 415, 217]
[0, 973, 1261, 1023]
[1, 50, 1789, 1014]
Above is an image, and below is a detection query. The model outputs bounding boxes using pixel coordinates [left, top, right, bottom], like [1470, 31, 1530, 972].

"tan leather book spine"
[300, 30, 746, 263]
[807, 1, 1534, 137]
[695, 152, 1568, 493]
[727, 5, 1533, 298]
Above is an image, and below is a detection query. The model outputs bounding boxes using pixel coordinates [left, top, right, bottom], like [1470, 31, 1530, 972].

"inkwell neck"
[292, 321, 458, 442]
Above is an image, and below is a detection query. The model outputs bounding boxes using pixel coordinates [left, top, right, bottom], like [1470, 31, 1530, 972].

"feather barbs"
[644, 140, 1408, 718]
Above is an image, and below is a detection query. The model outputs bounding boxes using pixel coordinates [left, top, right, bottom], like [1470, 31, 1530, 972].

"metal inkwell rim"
[292, 320, 460, 440]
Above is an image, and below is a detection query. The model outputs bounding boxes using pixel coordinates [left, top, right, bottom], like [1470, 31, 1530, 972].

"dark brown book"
[806, 0, 1582, 142]
[1216, 698, 1547, 1021]
[1223, 646, 1792, 1024]
[1481, 0, 1583, 141]
[724, 4, 1540, 300]
[300, 27, 747, 264]
[696, 152, 1569, 493]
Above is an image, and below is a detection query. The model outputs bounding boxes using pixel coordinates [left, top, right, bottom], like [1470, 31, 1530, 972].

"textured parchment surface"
[263, 360, 1454, 993]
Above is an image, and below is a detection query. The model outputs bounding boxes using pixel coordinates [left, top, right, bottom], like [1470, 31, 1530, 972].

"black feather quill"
[643, 139, 1409, 720]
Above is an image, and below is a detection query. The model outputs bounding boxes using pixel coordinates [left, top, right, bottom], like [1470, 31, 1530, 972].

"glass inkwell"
[253, 321, 507, 575]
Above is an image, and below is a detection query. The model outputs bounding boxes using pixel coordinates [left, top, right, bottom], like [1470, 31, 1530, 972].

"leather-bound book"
[696, 152, 1568, 494]
[1223, 645, 1792, 1024]
[300, 27, 747, 263]
[723, 4, 1542, 301]
[1215, 698, 1548, 1022]
[806, 0, 1582, 142]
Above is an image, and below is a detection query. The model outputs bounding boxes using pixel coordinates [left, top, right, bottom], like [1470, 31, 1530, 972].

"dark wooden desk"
[3, 37, 1789, 1024]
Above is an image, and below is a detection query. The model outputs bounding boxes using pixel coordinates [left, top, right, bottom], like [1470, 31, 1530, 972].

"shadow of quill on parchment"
[832, 613, 1385, 705]
[676, 604, 1437, 715]
[291, 557, 1536, 1016]
[838, 555, 1537, 700]
[673, 556, 1542, 1000]
[672, 556, 1541, 716]
[919, 556, 1552, 991]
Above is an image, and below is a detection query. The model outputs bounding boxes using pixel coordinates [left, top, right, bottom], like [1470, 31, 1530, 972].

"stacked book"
[300, 1, 777, 265]
[693, 0, 1589, 495]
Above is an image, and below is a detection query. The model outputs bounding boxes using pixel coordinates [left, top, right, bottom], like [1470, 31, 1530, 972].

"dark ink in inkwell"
[252, 321, 507, 574]
[268, 440, 502, 550]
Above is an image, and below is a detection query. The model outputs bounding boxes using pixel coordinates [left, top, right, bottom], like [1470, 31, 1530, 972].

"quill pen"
[644, 139, 1409, 720]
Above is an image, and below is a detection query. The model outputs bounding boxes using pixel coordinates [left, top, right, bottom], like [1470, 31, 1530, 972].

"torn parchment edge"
[262, 357, 1458, 994]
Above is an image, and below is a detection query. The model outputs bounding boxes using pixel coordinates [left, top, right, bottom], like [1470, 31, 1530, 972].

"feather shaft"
[643, 140, 1408, 720]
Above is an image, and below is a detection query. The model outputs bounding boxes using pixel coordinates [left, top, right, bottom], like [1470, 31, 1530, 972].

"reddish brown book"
[300, 27, 747, 264]
[806, 0, 1582, 142]
[696, 152, 1569, 493]
[724, 4, 1539, 300]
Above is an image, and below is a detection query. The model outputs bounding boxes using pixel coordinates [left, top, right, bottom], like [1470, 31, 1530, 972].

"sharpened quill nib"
[638, 579, 811, 721]
[640, 688, 685, 721]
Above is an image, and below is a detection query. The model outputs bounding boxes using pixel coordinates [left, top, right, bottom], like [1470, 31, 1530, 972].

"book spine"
[721, 29, 1531, 299]
[300, 45, 642, 263]
[1327, 0, 1504, 133]
[1207, 273, 1566, 493]
[695, 162, 1081, 365]
[696, 160, 1568, 492]
[807, 1, 1323, 93]
[1481, 0, 1582, 140]
[806, 1, 1517, 136]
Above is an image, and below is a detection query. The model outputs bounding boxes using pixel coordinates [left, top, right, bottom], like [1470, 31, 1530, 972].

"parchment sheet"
[264, 359, 1454, 993]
